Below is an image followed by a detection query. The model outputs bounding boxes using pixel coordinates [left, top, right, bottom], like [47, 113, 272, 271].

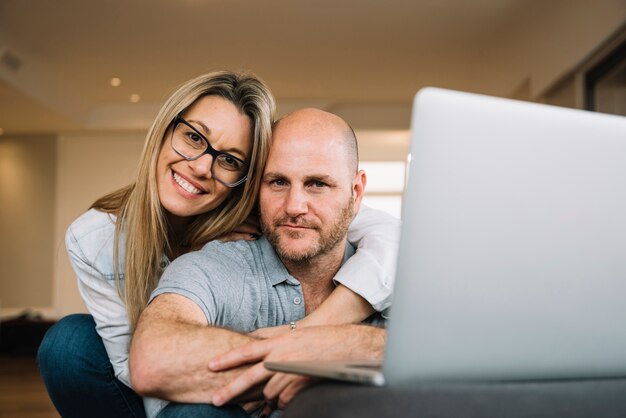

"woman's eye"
[224, 156, 236, 166]
[187, 132, 203, 143]
[219, 155, 242, 171]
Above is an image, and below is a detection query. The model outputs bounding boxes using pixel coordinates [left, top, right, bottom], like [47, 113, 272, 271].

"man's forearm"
[129, 294, 255, 403]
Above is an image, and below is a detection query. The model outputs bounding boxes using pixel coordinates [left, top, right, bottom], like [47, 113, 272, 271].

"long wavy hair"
[91, 71, 275, 329]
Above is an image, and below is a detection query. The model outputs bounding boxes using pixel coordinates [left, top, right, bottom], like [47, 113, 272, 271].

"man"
[129, 108, 388, 415]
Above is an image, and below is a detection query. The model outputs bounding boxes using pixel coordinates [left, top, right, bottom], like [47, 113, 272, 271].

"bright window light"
[362, 195, 403, 219]
[359, 161, 406, 193]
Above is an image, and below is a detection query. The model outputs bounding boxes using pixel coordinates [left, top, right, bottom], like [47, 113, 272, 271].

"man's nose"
[188, 153, 214, 179]
[284, 187, 308, 218]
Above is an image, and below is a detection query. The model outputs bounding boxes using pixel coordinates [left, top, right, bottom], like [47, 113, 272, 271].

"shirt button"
[293, 297, 302, 305]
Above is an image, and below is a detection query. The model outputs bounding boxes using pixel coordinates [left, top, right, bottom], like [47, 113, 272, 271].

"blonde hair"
[91, 71, 275, 329]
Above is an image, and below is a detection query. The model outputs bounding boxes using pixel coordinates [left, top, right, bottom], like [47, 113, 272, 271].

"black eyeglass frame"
[170, 114, 249, 187]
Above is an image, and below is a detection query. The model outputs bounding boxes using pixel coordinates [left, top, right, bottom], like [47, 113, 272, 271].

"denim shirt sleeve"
[338, 204, 401, 312]
[65, 210, 133, 389]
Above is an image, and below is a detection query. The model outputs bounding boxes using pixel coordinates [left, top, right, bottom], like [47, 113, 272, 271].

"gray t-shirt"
[150, 237, 356, 330]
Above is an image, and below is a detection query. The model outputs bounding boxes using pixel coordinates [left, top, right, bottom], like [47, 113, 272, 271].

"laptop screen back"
[384, 88, 626, 384]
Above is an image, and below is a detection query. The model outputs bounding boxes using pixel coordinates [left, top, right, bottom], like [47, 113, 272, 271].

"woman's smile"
[171, 170, 207, 197]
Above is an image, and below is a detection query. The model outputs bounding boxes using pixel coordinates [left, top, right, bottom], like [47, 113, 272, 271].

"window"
[359, 161, 407, 219]
[585, 37, 626, 116]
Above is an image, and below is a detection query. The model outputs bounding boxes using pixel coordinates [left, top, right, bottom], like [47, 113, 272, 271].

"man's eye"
[313, 181, 327, 188]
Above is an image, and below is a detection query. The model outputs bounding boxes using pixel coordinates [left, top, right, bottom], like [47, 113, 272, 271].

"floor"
[0, 355, 59, 418]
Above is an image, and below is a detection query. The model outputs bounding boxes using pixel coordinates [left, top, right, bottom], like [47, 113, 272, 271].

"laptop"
[265, 87, 626, 386]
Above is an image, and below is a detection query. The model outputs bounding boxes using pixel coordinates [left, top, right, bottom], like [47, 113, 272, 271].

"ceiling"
[0, 0, 625, 133]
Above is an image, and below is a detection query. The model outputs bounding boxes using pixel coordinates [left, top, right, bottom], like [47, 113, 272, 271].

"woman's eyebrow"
[187, 120, 248, 160]
[187, 119, 211, 136]
[220, 146, 248, 161]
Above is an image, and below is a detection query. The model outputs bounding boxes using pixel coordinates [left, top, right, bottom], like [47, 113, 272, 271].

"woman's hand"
[249, 325, 291, 339]
[217, 213, 261, 242]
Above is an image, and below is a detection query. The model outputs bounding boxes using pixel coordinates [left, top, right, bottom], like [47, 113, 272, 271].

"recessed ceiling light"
[110, 77, 122, 87]
[130, 94, 141, 103]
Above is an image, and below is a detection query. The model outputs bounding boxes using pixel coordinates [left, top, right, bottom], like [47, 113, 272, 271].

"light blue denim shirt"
[66, 205, 400, 418]
[65, 208, 169, 417]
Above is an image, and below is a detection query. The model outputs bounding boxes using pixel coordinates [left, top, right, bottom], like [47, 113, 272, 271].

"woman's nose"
[187, 153, 214, 178]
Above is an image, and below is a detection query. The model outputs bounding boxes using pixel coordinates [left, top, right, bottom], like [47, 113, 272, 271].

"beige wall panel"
[542, 73, 580, 109]
[0, 135, 56, 310]
[53, 132, 145, 317]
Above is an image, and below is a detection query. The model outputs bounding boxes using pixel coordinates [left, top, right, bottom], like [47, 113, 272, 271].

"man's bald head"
[273, 108, 359, 174]
[260, 107, 366, 266]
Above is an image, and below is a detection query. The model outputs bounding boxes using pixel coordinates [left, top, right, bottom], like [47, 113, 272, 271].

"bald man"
[129, 109, 387, 417]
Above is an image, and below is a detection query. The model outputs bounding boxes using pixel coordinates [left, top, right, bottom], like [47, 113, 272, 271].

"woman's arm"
[337, 204, 400, 310]
[297, 283, 373, 326]
[253, 205, 400, 337]
[65, 221, 133, 389]
[305, 204, 400, 321]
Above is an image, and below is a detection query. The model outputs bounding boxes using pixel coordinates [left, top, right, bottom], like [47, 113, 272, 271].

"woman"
[37, 71, 399, 418]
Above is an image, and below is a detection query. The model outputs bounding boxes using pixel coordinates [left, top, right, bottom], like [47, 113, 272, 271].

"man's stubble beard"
[261, 196, 355, 264]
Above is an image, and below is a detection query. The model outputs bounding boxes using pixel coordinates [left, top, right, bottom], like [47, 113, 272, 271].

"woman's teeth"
[173, 172, 202, 194]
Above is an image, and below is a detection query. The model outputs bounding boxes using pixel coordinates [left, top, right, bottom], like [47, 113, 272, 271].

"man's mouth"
[278, 221, 318, 231]
[172, 171, 205, 195]
[281, 224, 310, 230]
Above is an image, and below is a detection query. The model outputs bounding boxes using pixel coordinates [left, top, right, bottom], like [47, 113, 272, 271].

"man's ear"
[352, 169, 367, 213]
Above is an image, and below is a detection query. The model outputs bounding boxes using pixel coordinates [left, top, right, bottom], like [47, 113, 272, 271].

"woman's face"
[156, 95, 253, 221]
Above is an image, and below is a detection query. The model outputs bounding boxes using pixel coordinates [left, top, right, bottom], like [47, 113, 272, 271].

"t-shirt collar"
[257, 235, 355, 287]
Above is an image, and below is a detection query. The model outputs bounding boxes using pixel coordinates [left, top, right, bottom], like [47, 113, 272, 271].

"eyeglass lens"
[171, 120, 248, 186]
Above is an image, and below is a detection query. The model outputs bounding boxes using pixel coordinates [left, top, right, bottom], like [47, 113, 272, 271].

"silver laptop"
[265, 87, 626, 386]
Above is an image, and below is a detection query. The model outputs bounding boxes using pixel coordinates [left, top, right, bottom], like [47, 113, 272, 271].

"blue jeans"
[37, 314, 146, 418]
[157, 403, 250, 418]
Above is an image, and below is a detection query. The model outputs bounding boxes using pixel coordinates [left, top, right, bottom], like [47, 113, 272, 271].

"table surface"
[284, 379, 626, 418]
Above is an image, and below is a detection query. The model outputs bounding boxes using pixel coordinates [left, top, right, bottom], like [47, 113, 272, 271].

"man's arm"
[209, 324, 386, 408]
[129, 293, 256, 403]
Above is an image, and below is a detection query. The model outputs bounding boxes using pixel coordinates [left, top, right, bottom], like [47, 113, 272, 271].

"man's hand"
[209, 325, 385, 409]
[211, 350, 313, 408]
[210, 339, 314, 409]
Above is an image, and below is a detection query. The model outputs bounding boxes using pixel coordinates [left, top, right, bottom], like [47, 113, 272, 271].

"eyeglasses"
[170, 114, 249, 187]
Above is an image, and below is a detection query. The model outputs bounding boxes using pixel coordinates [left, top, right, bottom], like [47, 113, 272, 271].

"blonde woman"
[38, 71, 400, 418]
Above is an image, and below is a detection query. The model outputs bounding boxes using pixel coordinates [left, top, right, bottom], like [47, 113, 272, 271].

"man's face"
[259, 116, 364, 263]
